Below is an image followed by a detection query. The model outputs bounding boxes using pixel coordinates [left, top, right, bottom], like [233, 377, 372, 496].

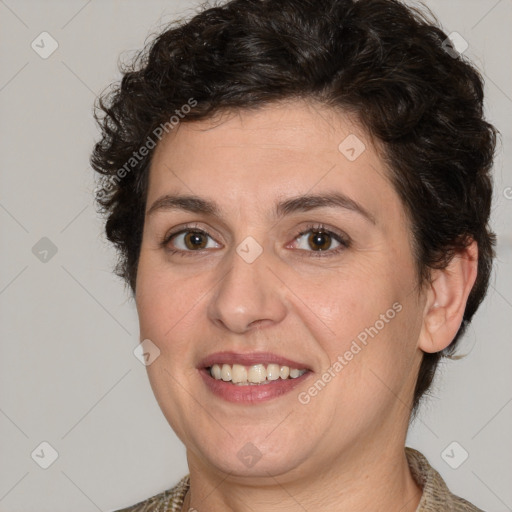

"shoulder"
[405, 447, 485, 511]
[111, 475, 190, 512]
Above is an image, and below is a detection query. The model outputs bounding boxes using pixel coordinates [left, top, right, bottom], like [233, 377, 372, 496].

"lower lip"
[199, 368, 311, 403]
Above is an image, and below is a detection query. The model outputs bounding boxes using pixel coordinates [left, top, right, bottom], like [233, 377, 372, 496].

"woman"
[91, 0, 497, 510]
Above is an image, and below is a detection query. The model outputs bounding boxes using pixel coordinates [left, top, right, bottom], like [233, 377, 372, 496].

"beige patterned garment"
[113, 447, 484, 512]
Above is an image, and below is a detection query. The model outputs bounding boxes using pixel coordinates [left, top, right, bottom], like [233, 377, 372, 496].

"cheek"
[330, 296, 422, 410]
[309, 267, 419, 384]
[136, 254, 192, 335]
[314, 275, 395, 341]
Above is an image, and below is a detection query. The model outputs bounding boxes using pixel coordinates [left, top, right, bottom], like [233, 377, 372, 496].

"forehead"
[147, 100, 401, 225]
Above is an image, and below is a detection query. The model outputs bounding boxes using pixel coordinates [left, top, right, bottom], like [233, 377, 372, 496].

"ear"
[418, 240, 478, 354]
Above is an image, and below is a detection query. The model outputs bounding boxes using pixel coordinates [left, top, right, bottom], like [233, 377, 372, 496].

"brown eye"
[292, 225, 350, 257]
[296, 230, 341, 252]
[183, 231, 208, 250]
[307, 231, 333, 251]
[165, 229, 220, 253]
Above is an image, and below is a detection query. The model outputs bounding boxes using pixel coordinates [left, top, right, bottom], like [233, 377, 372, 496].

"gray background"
[0, 0, 510, 510]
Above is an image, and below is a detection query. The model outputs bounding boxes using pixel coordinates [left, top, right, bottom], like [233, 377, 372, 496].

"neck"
[182, 442, 422, 512]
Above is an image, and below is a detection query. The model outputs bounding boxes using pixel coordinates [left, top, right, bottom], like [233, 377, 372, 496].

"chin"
[188, 431, 315, 480]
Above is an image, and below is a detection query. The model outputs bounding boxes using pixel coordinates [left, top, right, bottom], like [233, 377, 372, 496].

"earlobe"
[418, 240, 478, 354]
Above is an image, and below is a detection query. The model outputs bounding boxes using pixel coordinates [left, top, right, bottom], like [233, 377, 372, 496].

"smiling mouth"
[207, 363, 308, 385]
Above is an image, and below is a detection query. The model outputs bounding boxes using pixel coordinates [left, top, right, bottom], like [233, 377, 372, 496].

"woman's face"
[135, 100, 425, 481]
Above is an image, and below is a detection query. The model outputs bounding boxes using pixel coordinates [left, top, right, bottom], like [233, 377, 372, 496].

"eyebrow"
[147, 192, 376, 224]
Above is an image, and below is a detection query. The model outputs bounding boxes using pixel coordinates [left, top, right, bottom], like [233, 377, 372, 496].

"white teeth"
[279, 365, 290, 379]
[247, 364, 266, 383]
[231, 364, 247, 384]
[209, 363, 307, 385]
[266, 364, 280, 381]
[211, 364, 222, 380]
[221, 364, 231, 381]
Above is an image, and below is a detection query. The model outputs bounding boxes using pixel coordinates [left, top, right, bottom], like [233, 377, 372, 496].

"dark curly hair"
[90, 0, 497, 413]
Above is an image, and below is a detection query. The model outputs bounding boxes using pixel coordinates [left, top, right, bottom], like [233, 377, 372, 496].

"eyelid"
[291, 222, 350, 244]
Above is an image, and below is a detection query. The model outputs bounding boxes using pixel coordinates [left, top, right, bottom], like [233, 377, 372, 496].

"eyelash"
[160, 222, 351, 258]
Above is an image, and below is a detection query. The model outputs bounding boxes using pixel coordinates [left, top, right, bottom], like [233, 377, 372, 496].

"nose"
[207, 245, 287, 334]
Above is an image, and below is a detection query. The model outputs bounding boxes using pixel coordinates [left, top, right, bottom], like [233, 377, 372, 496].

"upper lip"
[199, 351, 311, 370]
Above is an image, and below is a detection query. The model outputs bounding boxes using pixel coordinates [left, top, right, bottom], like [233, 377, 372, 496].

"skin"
[135, 99, 477, 512]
